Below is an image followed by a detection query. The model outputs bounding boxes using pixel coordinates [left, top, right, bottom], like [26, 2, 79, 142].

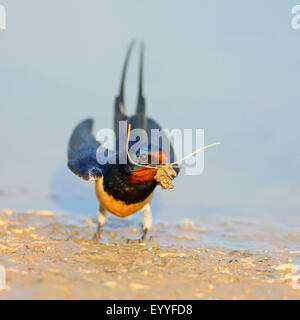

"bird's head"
[127, 144, 170, 184]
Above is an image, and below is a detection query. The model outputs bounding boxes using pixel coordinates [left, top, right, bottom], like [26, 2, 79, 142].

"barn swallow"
[67, 41, 179, 240]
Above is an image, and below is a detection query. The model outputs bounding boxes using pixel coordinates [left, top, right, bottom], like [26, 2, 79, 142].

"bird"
[67, 41, 179, 240]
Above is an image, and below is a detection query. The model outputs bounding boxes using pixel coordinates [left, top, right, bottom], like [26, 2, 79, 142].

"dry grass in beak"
[154, 165, 177, 189]
[126, 124, 221, 190]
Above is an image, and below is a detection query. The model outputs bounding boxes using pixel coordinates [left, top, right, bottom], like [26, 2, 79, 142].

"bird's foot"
[93, 224, 102, 241]
[140, 228, 148, 242]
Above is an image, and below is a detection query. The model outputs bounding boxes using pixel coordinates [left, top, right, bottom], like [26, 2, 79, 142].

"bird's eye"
[139, 153, 148, 163]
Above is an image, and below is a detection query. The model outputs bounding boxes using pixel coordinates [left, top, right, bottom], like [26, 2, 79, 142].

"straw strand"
[126, 124, 220, 168]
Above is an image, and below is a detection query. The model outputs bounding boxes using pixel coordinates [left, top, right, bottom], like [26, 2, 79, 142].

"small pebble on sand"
[130, 283, 150, 290]
[36, 210, 55, 217]
[104, 281, 117, 288]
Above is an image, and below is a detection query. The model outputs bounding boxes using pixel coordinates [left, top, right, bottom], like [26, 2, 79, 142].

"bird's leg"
[141, 203, 152, 241]
[94, 204, 107, 240]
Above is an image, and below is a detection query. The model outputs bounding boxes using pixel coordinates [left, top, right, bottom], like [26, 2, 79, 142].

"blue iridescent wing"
[67, 119, 106, 181]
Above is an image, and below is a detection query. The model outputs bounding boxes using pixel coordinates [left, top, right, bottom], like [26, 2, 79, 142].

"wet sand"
[0, 208, 300, 300]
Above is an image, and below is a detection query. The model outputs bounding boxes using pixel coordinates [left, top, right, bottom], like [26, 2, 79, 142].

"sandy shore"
[0, 208, 300, 299]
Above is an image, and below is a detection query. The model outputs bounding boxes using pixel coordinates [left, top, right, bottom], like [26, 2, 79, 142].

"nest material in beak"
[154, 164, 177, 189]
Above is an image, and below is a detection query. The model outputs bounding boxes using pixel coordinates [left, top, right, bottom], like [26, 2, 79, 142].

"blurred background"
[0, 1, 299, 248]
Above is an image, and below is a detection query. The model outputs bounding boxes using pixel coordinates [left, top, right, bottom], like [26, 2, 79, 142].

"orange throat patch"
[129, 167, 157, 184]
